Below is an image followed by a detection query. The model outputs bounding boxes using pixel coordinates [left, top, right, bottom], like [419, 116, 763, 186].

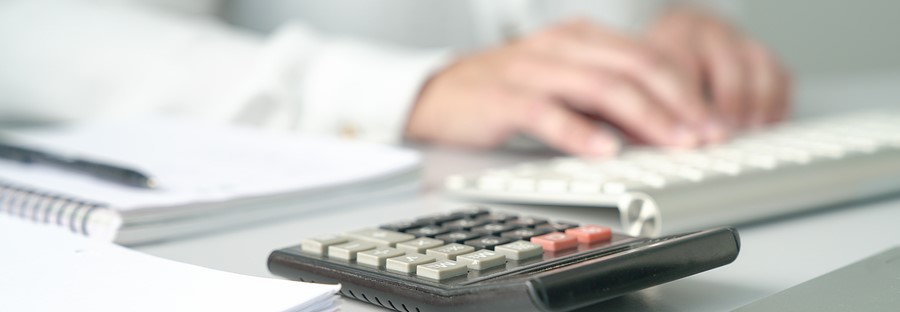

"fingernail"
[670, 125, 698, 148]
[589, 134, 620, 157]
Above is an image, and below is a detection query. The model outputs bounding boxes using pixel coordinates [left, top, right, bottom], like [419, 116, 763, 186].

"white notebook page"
[0, 216, 340, 312]
[0, 117, 420, 210]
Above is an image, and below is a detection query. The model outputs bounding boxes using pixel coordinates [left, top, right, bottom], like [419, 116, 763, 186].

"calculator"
[267, 206, 740, 312]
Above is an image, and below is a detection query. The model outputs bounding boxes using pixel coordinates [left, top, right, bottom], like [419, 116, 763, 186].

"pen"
[0, 141, 157, 189]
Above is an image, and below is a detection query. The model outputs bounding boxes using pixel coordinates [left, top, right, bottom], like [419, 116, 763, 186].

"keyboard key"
[386, 253, 436, 274]
[464, 236, 512, 250]
[379, 220, 430, 232]
[535, 222, 579, 232]
[346, 229, 415, 247]
[566, 225, 612, 244]
[500, 228, 551, 240]
[357, 247, 405, 267]
[471, 223, 519, 236]
[508, 216, 549, 228]
[442, 218, 489, 231]
[456, 250, 507, 270]
[396, 237, 445, 254]
[495, 241, 544, 260]
[426, 243, 476, 260]
[328, 241, 376, 261]
[417, 260, 469, 281]
[406, 225, 451, 238]
[301, 235, 347, 255]
[530, 232, 578, 251]
[435, 231, 482, 244]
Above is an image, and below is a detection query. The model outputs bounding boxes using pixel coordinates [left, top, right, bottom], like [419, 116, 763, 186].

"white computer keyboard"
[445, 112, 900, 237]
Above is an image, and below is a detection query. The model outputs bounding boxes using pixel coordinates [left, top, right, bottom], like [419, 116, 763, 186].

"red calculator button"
[530, 232, 578, 251]
[565, 225, 611, 244]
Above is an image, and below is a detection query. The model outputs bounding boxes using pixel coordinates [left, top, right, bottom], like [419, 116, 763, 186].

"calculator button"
[451, 206, 491, 218]
[426, 243, 476, 260]
[405, 225, 451, 237]
[435, 231, 482, 244]
[476, 213, 517, 223]
[464, 236, 512, 250]
[379, 220, 429, 232]
[442, 218, 489, 231]
[396, 237, 445, 253]
[414, 213, 464, 225]
[495, 241, 544, 260]
[507, 217, 549, 228]
[471, 223, 519, 236]
[327, 241, 376, 261]
[565, 225, 612, 244]
[456, 250, 507, 270]
[300, 235, 347, 255]
[357, 247, 405, 267]
[500, 228, 551, 240]
[535, 222, 579, 232]
[416, 260, 469, 281]
[530, 232, 578, 251]
[386, 253, 436, 274]
[346, 229, 415, 247]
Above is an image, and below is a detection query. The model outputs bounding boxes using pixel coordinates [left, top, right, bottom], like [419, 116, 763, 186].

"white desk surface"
[138, 74, 900, 311]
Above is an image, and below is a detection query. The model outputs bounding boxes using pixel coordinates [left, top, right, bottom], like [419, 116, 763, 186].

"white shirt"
[0, 0, 735, 143]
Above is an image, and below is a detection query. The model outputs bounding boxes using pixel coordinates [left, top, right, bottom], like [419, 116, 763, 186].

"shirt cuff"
[264, 24, 453, 144]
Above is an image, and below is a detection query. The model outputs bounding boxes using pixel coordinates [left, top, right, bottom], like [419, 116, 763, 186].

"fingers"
[514, 93, 620, 157]
[743, 40, 781, 128]
[696, 19, 749, 130]
[530, 21, 712, 132]
[500, 53, 698, 148]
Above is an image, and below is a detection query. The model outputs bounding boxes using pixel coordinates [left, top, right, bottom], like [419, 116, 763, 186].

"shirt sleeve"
[0, 0, 453, 144]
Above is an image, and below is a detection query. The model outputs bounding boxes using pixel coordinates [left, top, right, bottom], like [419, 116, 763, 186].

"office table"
[139, 74, 900, 311]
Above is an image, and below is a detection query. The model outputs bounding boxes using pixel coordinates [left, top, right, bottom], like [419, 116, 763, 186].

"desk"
[138, 74, 900, 311]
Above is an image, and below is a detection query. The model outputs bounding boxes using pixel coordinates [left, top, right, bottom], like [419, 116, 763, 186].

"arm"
[0, 0, 450, 143]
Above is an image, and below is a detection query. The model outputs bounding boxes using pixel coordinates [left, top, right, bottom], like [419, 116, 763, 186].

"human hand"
[405, 19, 725, 157]
[645, 6, 791, 130]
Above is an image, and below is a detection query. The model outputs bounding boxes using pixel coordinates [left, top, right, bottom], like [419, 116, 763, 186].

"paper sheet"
[0, 117, 420, 210]
[0, 216, 340, 312]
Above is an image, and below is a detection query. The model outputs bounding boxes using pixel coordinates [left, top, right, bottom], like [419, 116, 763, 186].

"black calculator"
[268, 206, 740, 312]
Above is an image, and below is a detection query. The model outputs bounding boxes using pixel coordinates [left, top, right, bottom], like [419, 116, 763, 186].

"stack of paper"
[0, 216, 340, 312]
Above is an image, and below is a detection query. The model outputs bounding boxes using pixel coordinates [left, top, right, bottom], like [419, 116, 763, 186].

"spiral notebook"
[0, 117, 421, 245]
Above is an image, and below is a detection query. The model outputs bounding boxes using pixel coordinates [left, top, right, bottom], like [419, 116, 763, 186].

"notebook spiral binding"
[0, 181, 108, 237]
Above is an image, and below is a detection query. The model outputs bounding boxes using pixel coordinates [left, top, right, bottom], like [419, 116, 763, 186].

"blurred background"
[216, 0, 900, 79]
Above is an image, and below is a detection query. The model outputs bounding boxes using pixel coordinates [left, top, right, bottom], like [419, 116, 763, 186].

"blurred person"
[0, 0, 790, 157]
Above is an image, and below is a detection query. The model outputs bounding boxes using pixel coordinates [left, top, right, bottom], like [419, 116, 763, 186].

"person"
[0, 0, 790, 157]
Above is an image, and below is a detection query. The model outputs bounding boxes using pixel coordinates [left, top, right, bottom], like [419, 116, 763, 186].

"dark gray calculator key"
[476, 213, 518, 223]
[450, 206, 491, 218]
[435, 231, 483, 244]
[471, 223, 519, 236]
[379, 220, 430, 232]
[535, 222, 580, 232]
[406, 225, 451, 238]
[415, 213, 464, 225]
[464, 236, 513, 250]
[500, 228, 552, 240]
[442, 218, 489, 231]
[507, 216, 549, 228]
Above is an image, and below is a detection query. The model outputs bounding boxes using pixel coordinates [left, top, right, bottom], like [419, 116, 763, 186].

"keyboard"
[444, 112, 900, 237]
[268, 206, 740, 312]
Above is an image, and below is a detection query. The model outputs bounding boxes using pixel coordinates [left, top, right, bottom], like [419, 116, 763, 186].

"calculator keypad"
[301, 208, 620, 281]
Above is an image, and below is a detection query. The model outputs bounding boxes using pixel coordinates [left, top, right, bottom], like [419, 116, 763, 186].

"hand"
[645, 6, 791, 130]
[405, 19, 725, 157]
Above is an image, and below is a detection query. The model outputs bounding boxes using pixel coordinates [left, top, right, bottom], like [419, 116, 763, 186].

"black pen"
[0, 141, 157, 189]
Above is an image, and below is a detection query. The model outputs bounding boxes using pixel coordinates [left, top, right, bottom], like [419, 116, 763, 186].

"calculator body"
[268, 217, 739, 312]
